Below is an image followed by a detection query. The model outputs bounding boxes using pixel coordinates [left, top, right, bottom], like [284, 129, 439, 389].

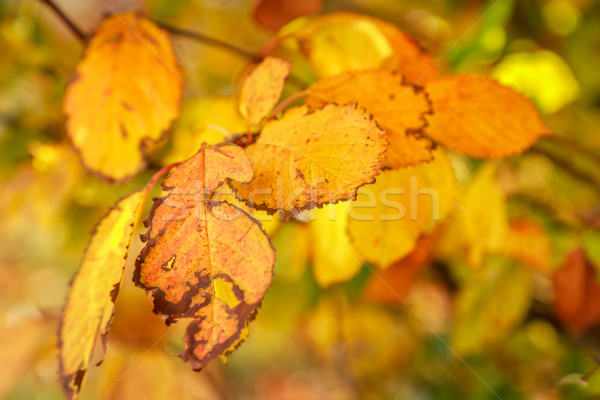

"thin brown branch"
[154, 21, 258, 60]
[38, 0, 87, 41]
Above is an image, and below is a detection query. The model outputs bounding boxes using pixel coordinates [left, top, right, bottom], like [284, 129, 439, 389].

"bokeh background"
[1, 0, 600, 399]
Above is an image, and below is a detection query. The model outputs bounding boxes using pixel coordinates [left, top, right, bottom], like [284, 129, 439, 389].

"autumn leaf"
[253, 0, 322, 32]
[436, 163, 509, 267]
[506, 218, 552, 272]
[232, 103, 386, 215]
[58, 190, 147, 399]
[452, 260, 533, 355]
[309, 203, 362, 287]
[306, 69, 433, 168]
[425, 76, 551, 158]
[134, 144, 275, 371]
[64, 12, 182, 182]
[552, 248, 600, 333]
[363, 235, 435, 306]
[287, 12, 438, 82]
[348, 149, 457, 268]
[239, 57, 291, 127]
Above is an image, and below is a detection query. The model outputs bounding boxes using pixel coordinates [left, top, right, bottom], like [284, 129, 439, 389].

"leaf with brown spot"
[231, 103, 386, 216]
[239, 57, 291, 127]
[553, 248, 600, 333]
[58, 189, 148, 399]
[306, 69, 433, 168]
[64, 12, 182, 182]
[425, 76, 551, 158]
[134, 144, 275, 371]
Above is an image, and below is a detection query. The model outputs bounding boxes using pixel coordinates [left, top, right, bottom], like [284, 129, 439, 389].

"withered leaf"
[134, 144, 275, 370]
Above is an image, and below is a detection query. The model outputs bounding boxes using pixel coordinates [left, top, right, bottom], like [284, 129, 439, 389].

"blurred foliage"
[1, 0, 600, 399]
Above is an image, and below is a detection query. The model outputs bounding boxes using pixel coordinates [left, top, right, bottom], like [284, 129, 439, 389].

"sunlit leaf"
[452, 260, 533, 355]
[232, 103, 386, 215]
[288, 12, 438, 82]
[64, 12, 181, 181]
[552, 248, 600, 333]
[58, 190, 147, 399]
[239, 57, 291, 127]
[134, 144, 275, 370]
[306, 69, 433, 167]
[308, 202, 362, 287]
[506, 218, 552, 272]
[425, 75, 551, 158]
[348, 149, 457, 268]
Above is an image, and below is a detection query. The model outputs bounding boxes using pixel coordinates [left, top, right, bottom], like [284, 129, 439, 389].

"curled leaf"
[134, 144, 275, 370]
[239, 57, 291, 127]
[64, 13, 182, 181]
[58, 190, 147, 399]
[232, 103, 386, 215]
[306, 69, 433, 167]
[425, 75, 551, 158]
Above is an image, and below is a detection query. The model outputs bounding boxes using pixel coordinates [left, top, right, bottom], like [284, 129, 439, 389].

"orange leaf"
[253, 0, 322, 32]
[239, 57, 291, 127]
[232, 103, 386, 215]
[58, 190, 148, 399]
[552, 249, 600, 333]
[134, 144, 275, 370]
[425, 76, 551, 158]
[363, 235, 434, 306]
[506, 218, 552, 272]
[64, 13, 182, 182]
[306, 69, 433, 168]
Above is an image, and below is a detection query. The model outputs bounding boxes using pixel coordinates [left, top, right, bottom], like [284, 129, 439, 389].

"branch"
[38, 0, 86, 42]
[154, 21, 258, 60]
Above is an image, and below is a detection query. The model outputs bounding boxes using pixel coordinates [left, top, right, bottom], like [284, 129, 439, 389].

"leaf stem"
[145, 162, 181, 192]
[269, 90, 307, 119]
[38, 0, 87, 42]
[154, 21, 258, 60]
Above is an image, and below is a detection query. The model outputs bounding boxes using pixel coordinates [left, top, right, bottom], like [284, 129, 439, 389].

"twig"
[38, 0, 87, 41]
[154, 21, 258, 60]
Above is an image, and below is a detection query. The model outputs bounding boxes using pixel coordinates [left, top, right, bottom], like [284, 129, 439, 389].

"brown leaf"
[552, 249, 600, 333]
[253, 0, 322, 32]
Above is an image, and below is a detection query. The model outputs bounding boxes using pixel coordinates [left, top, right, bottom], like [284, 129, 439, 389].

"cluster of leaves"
[2, 0, 600, 399]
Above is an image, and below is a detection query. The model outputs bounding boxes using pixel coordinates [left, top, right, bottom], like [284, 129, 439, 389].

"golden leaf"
[348, 149, 457, 268]
[134, 144, 275, 370]
[287, 12, 438, 82]
[425, 75, 551, 158]
[232, 103, 386, 215]
[64, 13, 182, 181]
[58, 190, 147, 399]
[239, 57, 291, 127]
[309, 203, 362, 287]
[306, 69, 433, 168]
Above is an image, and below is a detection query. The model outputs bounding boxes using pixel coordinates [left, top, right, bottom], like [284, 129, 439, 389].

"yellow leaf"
[437, 163, 509, 267]
[452, 260, 533, 355]
[163, 97, 246, 165]
[309, 203, 362, 287]
[134, 144, 275, 371]
[306, 69, 433, 168]
[272, 222, 310, 282]
[288, 12, 438, 82]
[64, 13, 182, 181]
[348, 149, 457, 268]
[239, 57, 291, 127]
[425, 75, 551, 158]
[58, 190, 147, 399]
[232, 103, 386, 215]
